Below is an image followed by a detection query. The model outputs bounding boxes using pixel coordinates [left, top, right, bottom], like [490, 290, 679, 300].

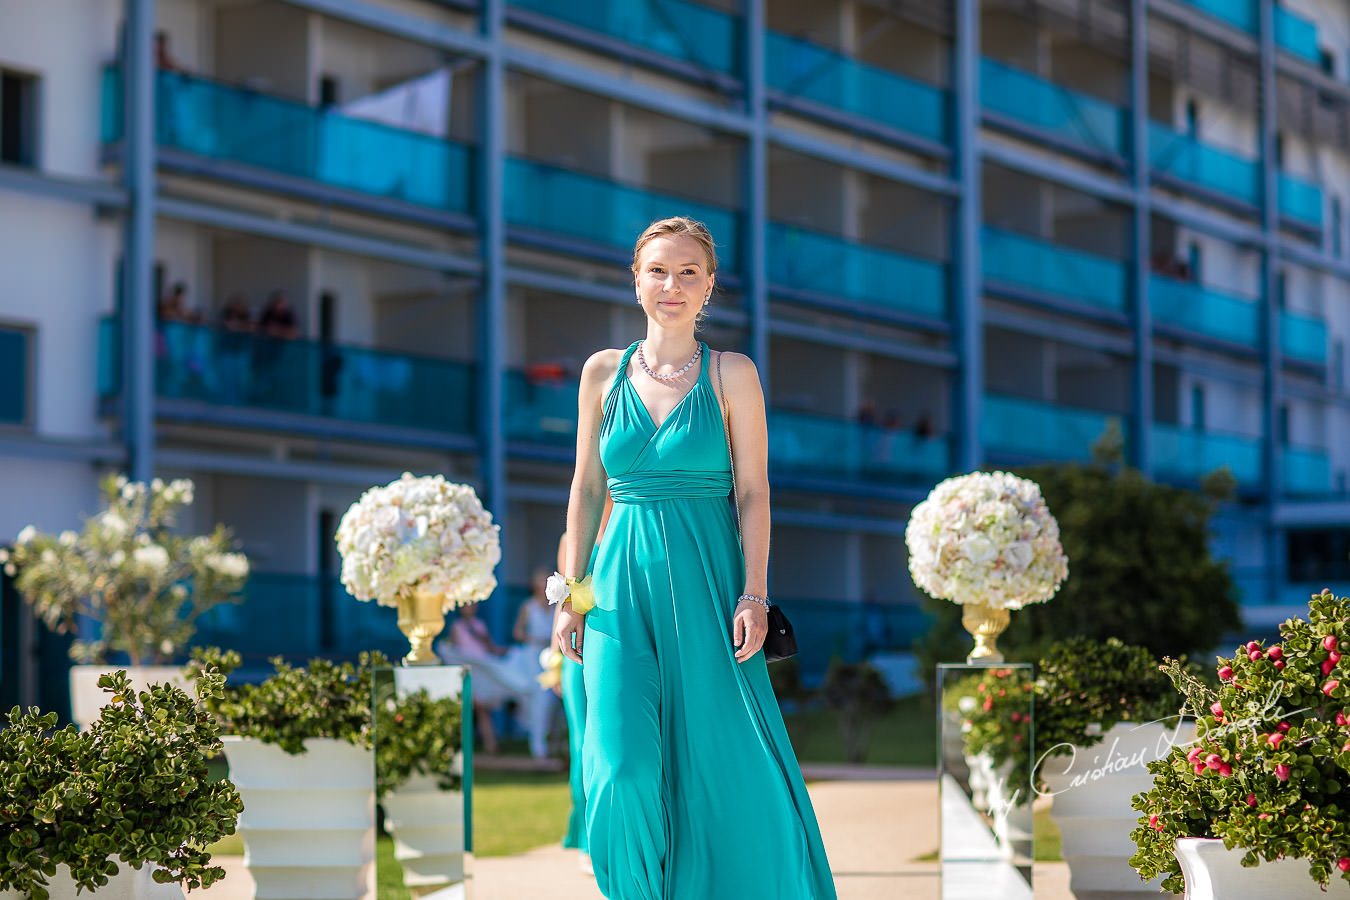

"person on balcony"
[252, 291, 300, 407]
[217, 294, 254, 405]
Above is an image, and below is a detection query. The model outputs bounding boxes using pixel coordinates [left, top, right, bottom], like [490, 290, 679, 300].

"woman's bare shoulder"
[711, 350, 761, 387]
[580, 347, 628, 387]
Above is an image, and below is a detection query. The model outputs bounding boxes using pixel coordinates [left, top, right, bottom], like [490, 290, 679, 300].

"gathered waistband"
[607, 470, 732, 504]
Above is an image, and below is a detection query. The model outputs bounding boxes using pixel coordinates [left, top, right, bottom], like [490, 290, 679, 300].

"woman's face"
[634, 235, 714, 330]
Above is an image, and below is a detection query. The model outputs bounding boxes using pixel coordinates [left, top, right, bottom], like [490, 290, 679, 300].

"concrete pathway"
[203, 772, 1074, 899]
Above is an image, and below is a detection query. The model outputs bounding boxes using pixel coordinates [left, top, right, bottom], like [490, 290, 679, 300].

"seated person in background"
[436, 601, 534, 756]
[513, 568, 562, 760]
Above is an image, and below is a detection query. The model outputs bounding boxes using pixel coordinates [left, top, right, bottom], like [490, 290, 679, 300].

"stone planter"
[69, 665, 187, 730]
[222, 736, 375, 900]
[1174, 837, 1350, 900]
[1042, 721, 1193, 900]
[381, 773, 468, 892]
[0, 865, 184, 900]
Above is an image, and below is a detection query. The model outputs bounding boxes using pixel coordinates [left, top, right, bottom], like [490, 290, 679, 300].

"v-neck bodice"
[599, 341, 732, 503]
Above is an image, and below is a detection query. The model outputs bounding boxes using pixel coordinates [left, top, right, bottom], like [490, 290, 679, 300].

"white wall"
[0, 459, 101, 541]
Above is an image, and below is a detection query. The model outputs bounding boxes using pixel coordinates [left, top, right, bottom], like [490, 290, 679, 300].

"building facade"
[1, 0, 1348, 704]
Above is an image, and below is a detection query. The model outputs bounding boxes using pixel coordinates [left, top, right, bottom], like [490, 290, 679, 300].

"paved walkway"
[204, 770, 1073, 899]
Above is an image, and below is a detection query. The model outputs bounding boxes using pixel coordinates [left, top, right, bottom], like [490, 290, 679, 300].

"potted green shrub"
[0, 667, 242, 900]
[1, 475, 248, 727]
[1130, 590, 1350, 900]
[187, 648, 380, 900]
[373, 669, 467, 892]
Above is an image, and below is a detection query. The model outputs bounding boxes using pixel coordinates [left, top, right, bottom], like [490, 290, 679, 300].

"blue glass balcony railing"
[195, 573, 414, 662]
[99, 317, 476, 434]
[1150, 275, 1260, 347]
[1178, 0, 1255, 32]
[102, 68, 474, 213]
[505, 158, 742, 272]
[764, 31, 947, 144]
[768, 410, 949, 483]
[0, 327, 28, 426]
[982, 394, 1126, 462]
[509, 0, 740, 76]
[1281, 311, 1328, 365]
[783, 598, 932, 676]
[1151, 424, 1263, 486]
[1283, 446, 1332, 496]
[1279, 172, 1324, 228]
[767, 224, 947, 320]
[1147, 121, 1258, 204]
[505, 371, 578, 446]
[982, 227, 1127, 313]
[980, 57, 1125, 156]
[1276, 5, 1321, 64]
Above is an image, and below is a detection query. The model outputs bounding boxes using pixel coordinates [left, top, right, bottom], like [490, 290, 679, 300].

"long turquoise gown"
[581, 341, 836, 900]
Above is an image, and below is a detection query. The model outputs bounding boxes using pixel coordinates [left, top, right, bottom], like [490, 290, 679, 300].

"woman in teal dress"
[554, 217, 836, 899]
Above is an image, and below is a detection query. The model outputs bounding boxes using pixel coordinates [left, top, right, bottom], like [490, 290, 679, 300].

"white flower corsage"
[545, 571, 595, 615]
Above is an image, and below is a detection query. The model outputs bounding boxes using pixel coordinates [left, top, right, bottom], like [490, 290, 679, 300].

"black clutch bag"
[763, 604, 798, 663]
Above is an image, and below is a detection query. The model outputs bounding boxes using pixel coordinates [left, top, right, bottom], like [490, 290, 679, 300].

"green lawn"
[471, 768, 574, 857]
[782, 694, 938, 767]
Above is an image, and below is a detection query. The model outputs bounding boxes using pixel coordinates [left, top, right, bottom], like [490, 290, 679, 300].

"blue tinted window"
[0, 328, 28, 425]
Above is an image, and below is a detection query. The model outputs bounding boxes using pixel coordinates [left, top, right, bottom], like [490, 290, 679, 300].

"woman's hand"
[732, 599, 768, 663]
[555, 603, 586, 664]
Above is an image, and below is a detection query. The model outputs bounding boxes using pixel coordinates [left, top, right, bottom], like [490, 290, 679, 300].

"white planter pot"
[1043, 721, 1194, 900]
[1174, 837, 1350, 900]
[69, 665, 188, 730]
[381, 773, 468, 890]
[222, 736, 375, 900]
[0, 864, 184, 900]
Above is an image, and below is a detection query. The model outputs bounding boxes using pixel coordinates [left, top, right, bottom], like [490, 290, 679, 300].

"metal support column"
[480, 0, 510, 640]
[1130, 0, 1153, 474]
[1258, 0, 1285, 599]
[123, 0, 156, 484]
[745, 0, 769, 380]
[955, 0, 982, 473]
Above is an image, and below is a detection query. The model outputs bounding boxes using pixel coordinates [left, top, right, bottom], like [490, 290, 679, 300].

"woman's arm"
[555, 349, 619, 663]
[720, 351, 771, 662]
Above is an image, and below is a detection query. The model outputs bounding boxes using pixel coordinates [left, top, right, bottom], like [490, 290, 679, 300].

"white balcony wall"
[1180, 94, 1258, 160]
[1285, 397, 1327, 449]
[506, 501, 568, 588]
[158, 220, 210, 317]
[371, 268, 477, 361]
[770, 338, 846, 416]
[768, 154, 852, 235]
[209, 473, 311, 574]
[863, 358, 950, 432]
[767, 0, 851, 47]
[1282, 262, 1323, 319]
[516, 291, 613, 372]
[316, 17, 449, 115]
[981, 8, 1043, 74]
[1052, 41, 1127, 105]
[1176, 228, 1261, 297]
[859, 179, 948, 259]
[0, 0, 118, 180]
[861, 532, 917, 605]
[773, 526, 849, 600]
[856, 5, 946, 85]
[508, 77, 614, 173]
[1179, 372, 1263, 437]
[0, 459, 102, 543]
[159, 0, 209, 72]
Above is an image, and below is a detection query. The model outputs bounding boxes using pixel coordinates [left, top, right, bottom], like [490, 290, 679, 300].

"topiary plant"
[819, 659, 895, 764]
[186, 647, 382, 755]
[1130, 590, 1350, 893]
[0, 668, 243, 898]
[960, 638, 1190, 794]
[374, 682, 464, 797]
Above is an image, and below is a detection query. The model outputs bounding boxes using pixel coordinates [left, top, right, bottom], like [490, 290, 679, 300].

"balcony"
[509, 0, 740, 76]
[99, 318, 476, 435]
[767, 224, 947, 321]
[1279, 172, 1324, 229]
[102, 68, 474, 214]
[767, 410, 949, 484]
[1151, 424, 1263, 486]
[1276, 5, 1321, 64]
[195, 573, 410, 663]
[1147, 122, 1258, 205]
[1280, 310, 1328, 366]
[1150, 275, 1260, 348]
[783, 598, 932, 677]
[505, 158, 742, 271]
[505, 370, 578, 447]
[982, 227, 1127, 314]
[1283, 445, 1331, 496]
[982, 395, 1125, 462]
[1178, 0, 1255, 32]
[980, 58, 1125, 157]
[764, 32, 947, 145]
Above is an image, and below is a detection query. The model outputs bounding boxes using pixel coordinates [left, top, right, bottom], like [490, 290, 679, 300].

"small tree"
[820, 659, 895, 764]
[916, 438, 1240, 674]
[1, 475, 248, 665]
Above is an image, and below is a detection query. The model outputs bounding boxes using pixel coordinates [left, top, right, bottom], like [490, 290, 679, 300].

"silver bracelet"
[737, 593, 770, 611]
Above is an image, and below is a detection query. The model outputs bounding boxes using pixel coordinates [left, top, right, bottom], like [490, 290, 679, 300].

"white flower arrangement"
[905, 471, 1068, 611]
[335, 473, 501, 612]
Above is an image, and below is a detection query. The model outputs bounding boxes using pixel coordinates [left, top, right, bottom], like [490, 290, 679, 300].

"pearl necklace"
[637, 341, 701, 382]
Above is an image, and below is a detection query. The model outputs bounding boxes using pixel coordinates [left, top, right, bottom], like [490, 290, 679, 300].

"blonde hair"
[630, 216, 719, 275]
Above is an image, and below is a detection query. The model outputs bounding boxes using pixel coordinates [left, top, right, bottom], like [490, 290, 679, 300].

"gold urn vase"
[961, 600, 1011, 664]
[395, 589, 448, 666]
